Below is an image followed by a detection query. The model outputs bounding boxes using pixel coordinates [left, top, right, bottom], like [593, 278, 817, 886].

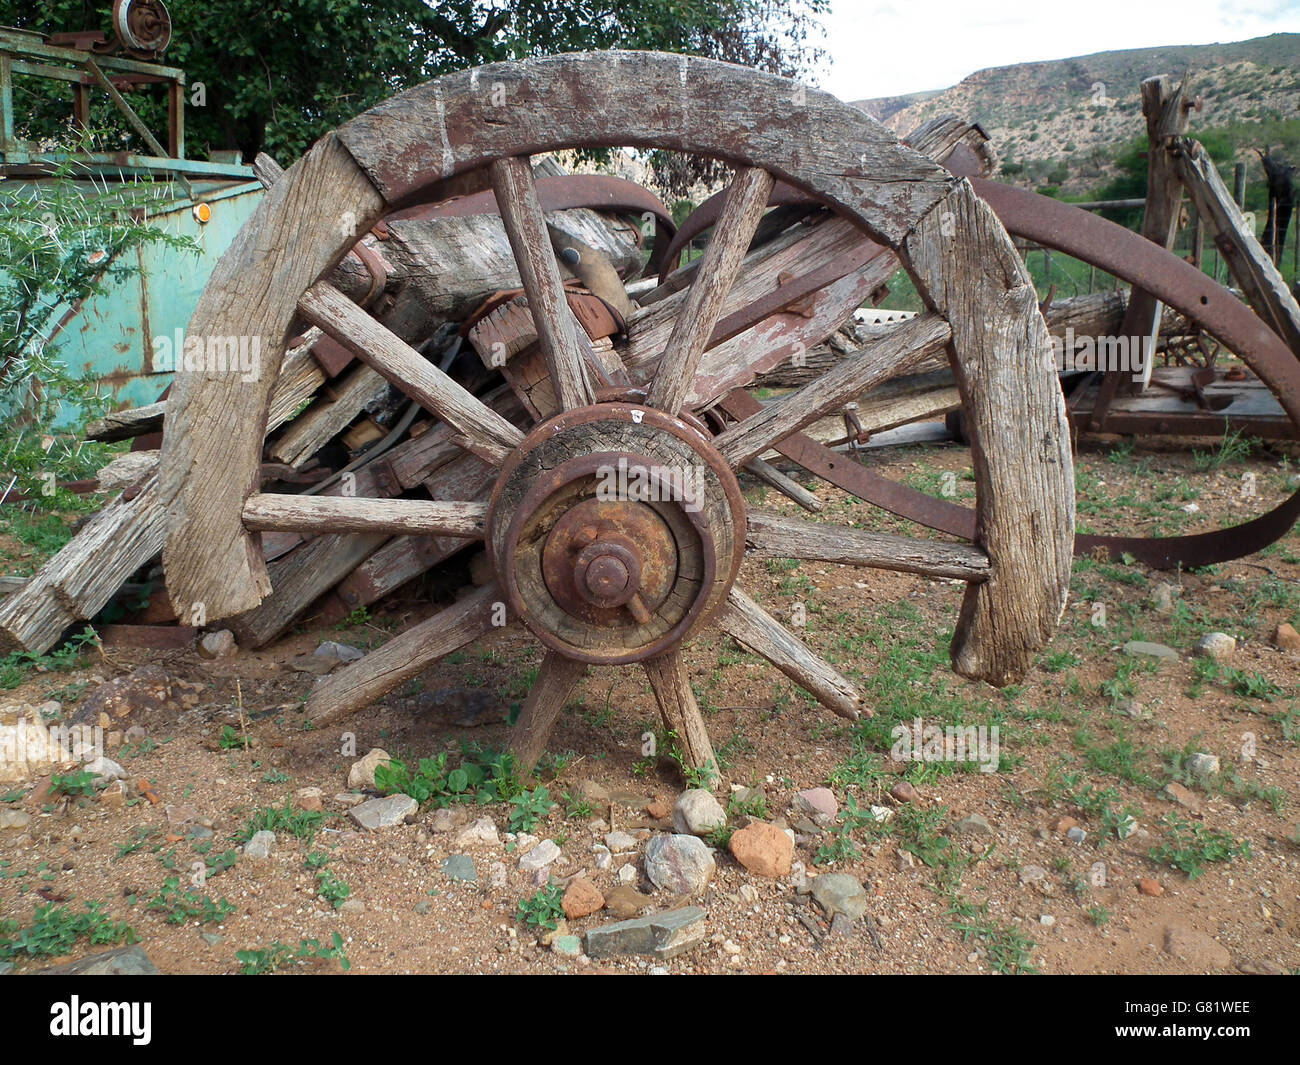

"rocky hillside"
[852, 33, 1300, 194]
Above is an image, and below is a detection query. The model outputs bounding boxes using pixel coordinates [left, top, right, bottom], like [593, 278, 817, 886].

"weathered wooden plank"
[490, 156, 595, 411]
[717, 587, 861, 721]
[643, 650, 717, 772]
[242, 495, 487, 538]
[508, 652, 588, 774]
[1176, 138, 1300, 358]
[0, 479, 168, 654]
[713, 312, 952, 467]
[902, 181, 1074, 686]
[159, 132, 387, 622]
[298, 281, 525, 457]
[744, 458, 824, 513]
[336, 52, 952, 249]
[268, 362, 390, 467]
[647, 166, 775, 413]
[745, 509, 989, 580]
[306, 583, 502, 727]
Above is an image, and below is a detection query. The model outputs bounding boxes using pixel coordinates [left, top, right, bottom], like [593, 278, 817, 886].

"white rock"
[244, 830, 276, 859]
[519, 839, 560, 872]
[672, 789, 726, 835]
[347, 748, 392, 789]
[453, 816, 500, 847]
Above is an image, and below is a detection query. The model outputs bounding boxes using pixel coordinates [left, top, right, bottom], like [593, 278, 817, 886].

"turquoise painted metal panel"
[46, 177, 264, 415]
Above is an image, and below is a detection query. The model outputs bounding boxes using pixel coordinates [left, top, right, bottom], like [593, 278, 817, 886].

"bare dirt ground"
[2, 431, 1298, 975]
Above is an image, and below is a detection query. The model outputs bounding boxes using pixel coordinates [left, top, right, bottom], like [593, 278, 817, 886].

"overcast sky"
[817, 0, 1300, 101]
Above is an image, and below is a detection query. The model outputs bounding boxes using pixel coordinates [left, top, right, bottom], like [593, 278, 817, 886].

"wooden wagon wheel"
[157, 52, 1074, 774]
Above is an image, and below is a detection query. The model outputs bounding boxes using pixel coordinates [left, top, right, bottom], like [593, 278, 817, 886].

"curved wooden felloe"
[158, 52, 1074, 771]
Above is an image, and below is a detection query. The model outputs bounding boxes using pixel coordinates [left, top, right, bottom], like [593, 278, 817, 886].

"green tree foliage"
[3, 1, 828, 172]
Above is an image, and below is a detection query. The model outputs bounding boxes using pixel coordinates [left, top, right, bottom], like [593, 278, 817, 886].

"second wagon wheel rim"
[157, 51, 1075, 774]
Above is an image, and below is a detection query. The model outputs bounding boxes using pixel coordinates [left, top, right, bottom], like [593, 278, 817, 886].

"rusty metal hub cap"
[487, 403, 746, 664]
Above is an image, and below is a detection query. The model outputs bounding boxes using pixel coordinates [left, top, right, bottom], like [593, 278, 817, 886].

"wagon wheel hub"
[487, 403, 746, 665]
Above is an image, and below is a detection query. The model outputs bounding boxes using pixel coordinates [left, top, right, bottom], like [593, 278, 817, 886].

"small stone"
[644, 834, 716, 894]
[98, 780, 127, 808]
[442, 854, 477, 883]
[1271, 622, 1300, 653]
[1194, 632, 1236, 662]
[1150, 583, 1178, 614]
[1163, 925, 1231, 969]
[36, 946, 159, 975]
[519, 839, 561, 872]
[200, 933, 223, 946]
[1138, 878, 1164, 897]
[347, 748, 392, 789]
[294, 787, 324, 812]
[338, 899, 365, 914]
[453, 816, 499, 847]
[1040, 914, 1056, 927]
[672, 789, 726, 836]
[952, 813, 994, 836]
[1019, 864, 1049, 885]
[315, 640, 364, 665]
[1186, 752, 1220, 784]
[577, 780, 609, 804]
[243, 830, 276, 859]
[792, 787, 838, 820]
[604, 830, 638, 852]
[728, 821, 793, 878]
[562, 878, 605, 919]
[428, 807, 469, 833]
[1051, 815, 1078, 835]
[584, 906, 707, 960]
[198, 630, 238, 659]
[645, 799, 671, 820]
[414, 900, 432, 915]
[348, 794, 418, 830]
[617, 863, 637, 884]
[1123, 640, 1179, 661]
[85, 756, 126, 783]
[552, 934, 583, 957]
[0, 810, 32, 831]
[869, 805, 894, 824]
[333, 792, 365, 808]
[889, 780, 919, 804]
[1160, 781, 1201, 809]
[165, 803, 199, 826]
[604, 884, 652, 918]
[809, 873, 869, 920]
[539, 919, 569, 947]
[1066, 826, 1087, 844]
[592, 844, 612, 870]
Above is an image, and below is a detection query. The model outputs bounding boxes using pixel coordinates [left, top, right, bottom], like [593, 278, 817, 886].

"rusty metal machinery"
[112, 0, 171, 57]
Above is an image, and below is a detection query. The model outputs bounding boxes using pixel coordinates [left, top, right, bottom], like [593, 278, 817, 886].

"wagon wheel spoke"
[745, 510, 989, 581]
[646, 165, 776, 414]
[507, 651, 587, 775]
[242, 495, 487, 539]
[712, 312, 952, 469]
[718, 587, 863, 721]
[306, 583, 503, 727]
[643, 650, 717, 771]
[490, 156, 597, 411]
[298, 281, 522, 464]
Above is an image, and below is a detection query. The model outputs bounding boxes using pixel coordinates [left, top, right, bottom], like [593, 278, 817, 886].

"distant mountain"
[849, 33, 1300, 194]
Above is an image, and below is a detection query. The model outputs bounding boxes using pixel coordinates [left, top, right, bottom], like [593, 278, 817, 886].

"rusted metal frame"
[83, 56, 168, 160]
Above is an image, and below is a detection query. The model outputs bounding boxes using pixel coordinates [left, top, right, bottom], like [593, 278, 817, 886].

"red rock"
[645, 798, 671, 820]
[561, 878, 605, 920]
[889, 781, 919, 804]
[1051, 815, 1079, 835]
[1273, 622, 1300, 653]
[1138, 878, 1164, 897]
[729, 821, 793, 878]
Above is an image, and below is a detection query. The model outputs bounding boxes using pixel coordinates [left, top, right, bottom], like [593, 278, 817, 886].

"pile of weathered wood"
[0, 123, 1175, 658]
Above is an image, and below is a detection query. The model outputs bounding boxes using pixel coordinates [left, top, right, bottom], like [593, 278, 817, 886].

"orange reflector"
[193, 203, 212, 223]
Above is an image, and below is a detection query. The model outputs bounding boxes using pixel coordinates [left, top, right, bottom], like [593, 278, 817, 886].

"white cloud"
[817, 0, 1300, 101]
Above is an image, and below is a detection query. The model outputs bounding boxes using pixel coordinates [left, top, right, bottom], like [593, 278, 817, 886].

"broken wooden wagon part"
[157, 52, 1074, 768]
[686, 137, 1300, 570]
